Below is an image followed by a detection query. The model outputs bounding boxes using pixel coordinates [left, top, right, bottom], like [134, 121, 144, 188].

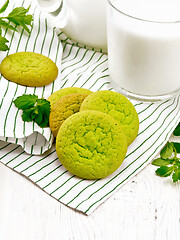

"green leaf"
[0, 19, 17, 31]
[155, 166, 174, 177]
[0, 4, 33, 52]
[35, 99, 51, 127]
[13, 94, 38, 110]
[23, 14, 33, 25]
[40, 111, 50, 127]
[0, 35, 9, 51]
[0, 0, 9, 14]
[160, 142, 174, 159]
[22, 108, 35, 122]
[36, 98, 51, 110]
[7, 6, 29, 20]
[173, 122, 180, 136]
[35, 109, 49, 127]
[172, 168, 180, 182]
[13, 94, 51, 128]
[30, 108, 39, 120]
[7, 6, 33, 33]
[152, 141, 180, 183]
[35, 109, 43, 125]
[172, 142, 180, 154]
[152, 158, 172, 166]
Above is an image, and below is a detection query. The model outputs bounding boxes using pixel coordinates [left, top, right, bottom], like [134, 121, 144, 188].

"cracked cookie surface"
[0, 52, 58, 87]
[80, 90, 139, 145]
[56, 110, 128, 179]
[49, 93, 88, 137]
[48, 87, 92, 107]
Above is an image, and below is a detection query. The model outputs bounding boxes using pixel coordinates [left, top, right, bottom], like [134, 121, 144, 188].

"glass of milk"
[107, 0, 180, 101]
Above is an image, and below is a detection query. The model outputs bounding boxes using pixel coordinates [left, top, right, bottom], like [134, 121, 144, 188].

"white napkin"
[0, 0, 180, 215]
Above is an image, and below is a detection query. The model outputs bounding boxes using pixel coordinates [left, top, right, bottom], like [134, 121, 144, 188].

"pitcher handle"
[37, 0, 69, 28]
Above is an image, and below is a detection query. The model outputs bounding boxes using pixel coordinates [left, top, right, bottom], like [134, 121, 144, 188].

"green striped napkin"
[0, 0, 180, 215]
[0, 0, 62, 155]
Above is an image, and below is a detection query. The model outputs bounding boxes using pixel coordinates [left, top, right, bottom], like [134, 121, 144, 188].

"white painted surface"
[0, 135, 179, 240]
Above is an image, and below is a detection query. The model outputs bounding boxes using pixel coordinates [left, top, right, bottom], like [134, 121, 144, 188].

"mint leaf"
[155, 166, 174, 177]
[13, 94, 38, 110]
[172, 168, 180, 182]
[13, 94, 51, 128]
[23, 14, 33, 26]
[0, 19, 17, 31]
[173, 142, 180, 154]
[0, 3, 33, 52]
[0, 35, 9, 51]
[0, 0, 9, 14]
[35, 109, 43, 126]
[22, 108, 36, 122]
[35, 99, 51, 127]
[7, 6, 33, 33]
[160, 142, 174, 159]
[36, 98, 51, 109]
[152, 141, 180, 183]
[152, 158, 172, 166]
[173, 122, 180, 136]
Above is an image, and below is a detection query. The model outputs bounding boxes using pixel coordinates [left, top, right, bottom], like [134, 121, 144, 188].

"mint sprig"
[0, 35, 8, 51]
[152, 122, 180, 182]
[173, 122, 180, 136]
[0, 0, 33, 51]
[13, 94, 51, 128]
[0, 0, 9, 14]
[152, 142, 180, 182]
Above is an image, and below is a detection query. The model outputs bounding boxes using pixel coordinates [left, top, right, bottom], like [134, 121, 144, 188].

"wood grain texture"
[0, 135, 179, 240]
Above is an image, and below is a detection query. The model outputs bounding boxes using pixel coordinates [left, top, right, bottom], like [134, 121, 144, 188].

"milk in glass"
[107, 0, 180, 99]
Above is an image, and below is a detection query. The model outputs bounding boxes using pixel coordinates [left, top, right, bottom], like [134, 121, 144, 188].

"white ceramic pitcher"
[37, 0, 107, 51]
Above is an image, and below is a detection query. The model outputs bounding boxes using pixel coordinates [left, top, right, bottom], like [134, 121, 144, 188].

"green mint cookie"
[80, 90, 139, 145]
[56, 110, 128, 179]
